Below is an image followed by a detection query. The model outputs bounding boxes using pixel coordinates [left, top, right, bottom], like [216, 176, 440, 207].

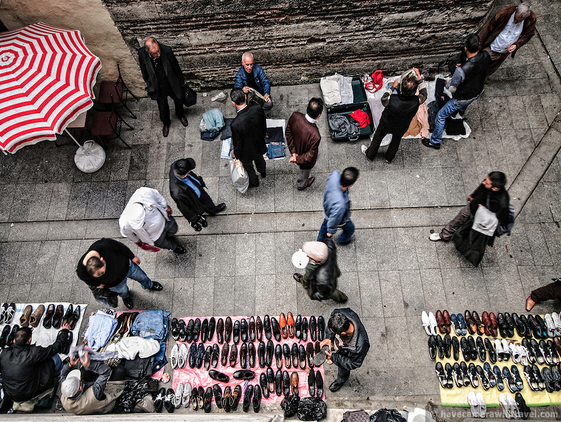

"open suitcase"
[326, 76, 374, 142]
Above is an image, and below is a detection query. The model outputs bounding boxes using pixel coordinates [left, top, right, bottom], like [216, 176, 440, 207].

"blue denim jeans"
[317, 218, 355, 244]
[429, 98, 470, 145]
[52, 355, 63, 376]
[108, 260, 153, 298]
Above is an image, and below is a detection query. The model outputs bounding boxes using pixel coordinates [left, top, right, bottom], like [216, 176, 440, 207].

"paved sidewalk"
[1, 0, 561, 418]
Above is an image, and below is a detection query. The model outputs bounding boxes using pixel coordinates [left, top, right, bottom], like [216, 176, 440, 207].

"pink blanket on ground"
[171, 315, 326, 403]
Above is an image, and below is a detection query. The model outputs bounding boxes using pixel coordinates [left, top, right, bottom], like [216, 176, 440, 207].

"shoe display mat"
[172, 315, 326, 403]
[2, 302, 87, 356]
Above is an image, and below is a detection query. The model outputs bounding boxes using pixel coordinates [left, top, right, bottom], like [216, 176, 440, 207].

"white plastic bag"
[229, 156, 249, 193]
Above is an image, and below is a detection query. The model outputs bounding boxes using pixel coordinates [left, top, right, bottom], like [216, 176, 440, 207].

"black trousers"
[241, 155, 266, 187]
[365, 121, 407, 162]
[156, 85, 184, 125]
[531, 280, 561, 304]
[336, 365, 351, 383]
[199, 189, 221, 215]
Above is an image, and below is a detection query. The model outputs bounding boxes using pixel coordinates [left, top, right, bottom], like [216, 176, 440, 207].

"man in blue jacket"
[234, 52, 273, 113]
[318, 167, 359, 245]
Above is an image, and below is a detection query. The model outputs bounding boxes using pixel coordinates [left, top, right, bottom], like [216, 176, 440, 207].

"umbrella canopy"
[0, 22, 101, 153]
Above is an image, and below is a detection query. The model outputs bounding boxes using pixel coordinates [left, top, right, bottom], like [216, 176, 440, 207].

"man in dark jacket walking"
[286, 98, 323, 190]
[293, 238, 348, 302]
[320, 308, 370, 392]
[361, 68, 426, 163]
[429, 171, 510, 241]
[138, 37, 188, 137]
[230, 88, 268, 187]
[169, 158, 226, 231]
[423, 34, 491, 150]
[0, 325, 71, 403]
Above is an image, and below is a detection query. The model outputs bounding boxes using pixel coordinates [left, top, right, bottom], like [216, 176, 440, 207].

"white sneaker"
[422, 311, 432, 336]
[495, 339, 504, 361]
[178, 343, 188, 369]
[552, 312, 561, 336]
[361, 145, 368, 156]
[429, 233, 442, 241]
[476, 392, 486, 418]
[502, 339, 511, 359]
[500, 393, 512, 419]
[170, 343, 179, 369]
[173, 382, 183, 409]
[545, 314, 556, 337]
[519, 344, 529, 366]
[468, 392, 478, 418]
[509, 342, 520, 364]
[182, 382, 192, 408]
[428, 312, 438, 336]
[507, 394, 520, 419]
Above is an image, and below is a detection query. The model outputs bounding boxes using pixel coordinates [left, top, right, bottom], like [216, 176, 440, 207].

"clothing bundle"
[265, 126, 286, 160]
[199, 108, 225, 140]
[320, 74, 354, 105]
[327, 114, 360, 140]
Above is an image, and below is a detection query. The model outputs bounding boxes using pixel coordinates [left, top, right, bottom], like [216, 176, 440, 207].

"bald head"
[144, 37, 161, 59]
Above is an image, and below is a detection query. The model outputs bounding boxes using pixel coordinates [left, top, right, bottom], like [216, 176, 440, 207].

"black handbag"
[182, 84, 197, 107]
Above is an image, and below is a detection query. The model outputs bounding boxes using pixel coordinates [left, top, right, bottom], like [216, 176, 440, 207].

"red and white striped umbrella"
[0, 22, 101, 153]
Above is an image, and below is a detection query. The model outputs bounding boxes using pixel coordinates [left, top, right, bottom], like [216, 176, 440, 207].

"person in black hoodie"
[361, 68, 426, 163]
[320, 308, 370, 392]
[429, 171, 510, 242]
[0, 325, 71, 404]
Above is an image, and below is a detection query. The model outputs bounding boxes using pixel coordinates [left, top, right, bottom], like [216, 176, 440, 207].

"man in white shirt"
[119, 187, 186, 254]
[479, 3, 536, 76]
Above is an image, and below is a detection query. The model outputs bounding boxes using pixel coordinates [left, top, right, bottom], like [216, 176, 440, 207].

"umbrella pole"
[64, 129, 83, 148]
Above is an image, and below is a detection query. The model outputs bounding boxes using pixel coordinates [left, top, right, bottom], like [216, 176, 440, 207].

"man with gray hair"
[479, 3, 536, 76]
[137, 37, 188, 137]
[234, 52, 273, 113]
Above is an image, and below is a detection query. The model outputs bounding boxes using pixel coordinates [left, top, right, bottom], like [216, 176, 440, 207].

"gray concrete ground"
[1, 0, 561, 419]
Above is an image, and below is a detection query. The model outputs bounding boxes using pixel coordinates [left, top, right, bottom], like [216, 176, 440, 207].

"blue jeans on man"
[429, 98, 474, 146]
[108, 260, 153, 299]
[318, 219, 355, 244]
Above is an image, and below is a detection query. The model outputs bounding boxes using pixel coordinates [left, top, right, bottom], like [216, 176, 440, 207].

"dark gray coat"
[137, 44, 184, 100]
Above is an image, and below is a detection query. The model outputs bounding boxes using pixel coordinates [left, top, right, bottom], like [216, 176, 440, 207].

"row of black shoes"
[497, 313, 553, 339]
[170, 314, 325, 344]
[524, 364, 561, 393]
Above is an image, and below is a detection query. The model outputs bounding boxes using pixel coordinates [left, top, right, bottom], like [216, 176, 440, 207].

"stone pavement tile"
[47, 183, 71, 221]
[217, 176, 238, 214]
[439, 266, 470, 311]
[401, 138, 423, 169]
[47, 221, 86, 240]
[543, 181, 561, 221]
[357, 272, 384, 318]
[366, 170, 390, 208]
[275, 231, 295, 275]
[355, 231, 377, 272]
[374, 229, 399, 271]
[337, 271, 361, 311]
[420, 268, 448, 310]
[337, 240, 358, 272]
[442, 166, 467, 205]
[66, 182, 91, 220]
[12, 241, 42, 285]
[435, 240, 472, 269]
[522, 95, 549, 129]
[540, 93, 561, 126]
[507, 224, 536, 267]
[541, 221, 561, 267]
[125, 180, 146, 201]
[32, 241, 61, 284]
[274, 173, 295, 212]
[255, 274, 281, 316]
[200, 139, 221, 179]
[489, 96, 514, 130]
[8, 222, 49, 242]
[154, 247, 177, 279]
[195, 236, 216, 277]
[386, 170, 409, 208]
[29, 282, 52, 302]
[234, 275, 256, 316]
[378, 270, 404, 317]
[0, 184, 16, 222]
[235, 233, 256, 276]
[214, 234, 236, 276]
[524, 223, 554, 266]
[404, 315, 434, 368]
[0, 283, 10, 302]
[516, 78, 554, 97]
[349, 171, 370, 210]
[27, 183, 54, 221]
[0, 224, 9, 242]
[412, 227, 440, 269]
[127, 145, 149, 181]
[103, 181, 128, 218]
[236, 182, 256, 213]
[171, 278, 195, 316]
[84, 181, 108, 219]
[108, 148, 132, 181]
[516, 183, 550, 224]
[192, 276, 215, 316]
[382, 316, 412, 368]
[145, 142, 168, 180]
[400, 269, 426, 317]
[456, 266, 490, 311]
[214, 276, 236, 316]
[53, 240, 83, 284]
[544, 154, 561, 182]
[49, 280, 76, 303]
[128, 277, 171, 311]
[84, 219, 121, 240]
[174, 240, 196, 278]
[506, 96, 530, 130]
[9, 282, 31, 302]
[482, 266, 521, 312]
[8, 184, 34, 222]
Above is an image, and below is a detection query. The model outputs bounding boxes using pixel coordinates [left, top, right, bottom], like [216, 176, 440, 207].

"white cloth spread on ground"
[105, 336, 160, 360]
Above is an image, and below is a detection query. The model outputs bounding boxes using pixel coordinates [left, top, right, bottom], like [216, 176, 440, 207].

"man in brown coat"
[286, 98, 324, 190]
[479, 3, 536, 76]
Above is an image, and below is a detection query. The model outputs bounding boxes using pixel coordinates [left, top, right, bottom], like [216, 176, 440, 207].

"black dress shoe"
[283, 344, 292, 369]
[122, 297, 133, 310]
[208, 317, 216, 341]
[260, 373, 269, 399]
[258, 341, 266, 367]
[302, 317, 308, 341]
[185, 319, 193, 342]
[460, 337, 470, 361]
[52, 304, 64, 328]
[240, 318, 248, 342]
[266, 340, 274, 367]
[317, 316, 325, 341]
[299, 344, 307, 369]
[43, 304, 55, 329]
[329, 379, 346, 392]
[452, 336, 460, 361]
[233, 369, 255, 380]
[468, 336, 477, 361]
[212, 343, 219, 368]
[436, 335, 444, 360]
[295, 315, 302, 339]
[306, 342, 315, 368]
[180, 116, 189, 127]
[201, 318, 209, 343]
[197, 386, 204, 410]
[428, 335, 437, 361]
[0, 325, 11, 348]
[204, 345, 212, 370]
[216, 318, 224, 344]
[253, 384, 261, 413]
[308, 369, 316, 396]
[283, 371, 290, 396]
[292, 343, 299, 368]
[275, 368, 283, 396]
[249, 316, 255, 342]
[189, 342, 197, 368]
[242, 385, 253, 413]
[192, 318, 201, 342]
[221, 342, 229, 366]
[163, 125, 170, 137]
[248, 342, 256, 368]
[422, 138, 440, 149]
[444, 334, 452, 359]
[231, 385, 242, 410]
[233, 320, 240, 344]
[240, 343, 247, 368]
[476, 336, 486, 362]
[271, 317, 281, 342]
[203, 387, 212, 413]
[149, 281, 163, 291]
[256, 316, 263, 341]
[62, 304, 73, 322]
[485, 338, 497, 364]
[173, 246, 186, 254]
[7, 324, 19, 345]
[213, 203, 226, 214]
[171, 318, 180, 341]
[316, 370, 324, 398]
[225, 316, 232, 343]
[275, 344, 283, 369]
[309, 316, 317, 341]
[56, 329, 73, 354]
[164, 388, 175, 413]
[213, 384, 223, 409]
[154, 387, 165, 413]
[263, 315, 272, 340]
[229, 343, 238, 367]
[267, 367, 275, 393]
[196, 343, 205, 368]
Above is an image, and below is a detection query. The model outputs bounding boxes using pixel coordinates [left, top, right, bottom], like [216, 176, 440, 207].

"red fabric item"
[371, 70, 383, 92]
[172, 315, 326, 404]
[138, 243, 160, 252]
[350, 109, 370, 128]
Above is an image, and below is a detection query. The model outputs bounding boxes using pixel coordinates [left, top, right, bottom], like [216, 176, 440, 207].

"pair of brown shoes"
[436, 310, 451, 334]
[481, 311, 499, 337]
[465, 310, 486, 335]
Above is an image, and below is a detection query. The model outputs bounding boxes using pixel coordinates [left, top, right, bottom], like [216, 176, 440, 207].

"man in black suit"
[138, 37, 188, 137]
[230, 88, 267, 187]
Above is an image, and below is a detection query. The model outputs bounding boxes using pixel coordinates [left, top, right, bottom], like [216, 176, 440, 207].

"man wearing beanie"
[169, 158, 226, 231]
